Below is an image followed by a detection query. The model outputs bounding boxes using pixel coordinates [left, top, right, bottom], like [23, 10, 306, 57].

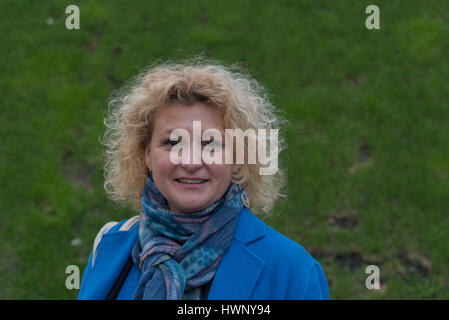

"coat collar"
[82, 208, 266, 299]
[207, 208, 266, 299]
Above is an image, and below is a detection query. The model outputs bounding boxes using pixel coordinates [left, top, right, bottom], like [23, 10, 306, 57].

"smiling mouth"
[175, 178, 208, 184]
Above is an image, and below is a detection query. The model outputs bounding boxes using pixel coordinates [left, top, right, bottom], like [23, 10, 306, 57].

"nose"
[180, 140, 204, 172]
[181, 161, 203, 173]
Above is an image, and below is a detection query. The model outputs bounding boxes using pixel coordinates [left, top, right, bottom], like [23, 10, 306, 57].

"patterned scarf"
[131, 173, 245, 300]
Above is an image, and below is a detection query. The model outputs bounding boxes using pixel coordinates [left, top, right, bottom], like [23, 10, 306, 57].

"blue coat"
[78, 208, 330, 300]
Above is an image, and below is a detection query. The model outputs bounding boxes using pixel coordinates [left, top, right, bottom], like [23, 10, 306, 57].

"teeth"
[177, 178, 207, 184]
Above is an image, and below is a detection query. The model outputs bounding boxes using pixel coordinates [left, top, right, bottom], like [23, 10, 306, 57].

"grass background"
[1, 0, 448, 299]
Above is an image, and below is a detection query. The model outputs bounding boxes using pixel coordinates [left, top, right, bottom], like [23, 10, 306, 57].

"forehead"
[153, 102, 225, 134]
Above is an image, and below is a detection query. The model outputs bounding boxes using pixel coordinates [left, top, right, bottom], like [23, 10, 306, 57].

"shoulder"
[237, 210, 318, 268]
[91, 216, 140, 267]
[238, 210, 329, 299]
[79, 216, 140, 299]
[257, 221, 318, 270]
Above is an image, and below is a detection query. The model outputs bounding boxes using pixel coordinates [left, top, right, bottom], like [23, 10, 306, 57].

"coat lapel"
[207, 208, 267, 300]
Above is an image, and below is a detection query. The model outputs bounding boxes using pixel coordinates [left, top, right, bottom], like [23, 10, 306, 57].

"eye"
[202, 139, 214, 147]
[202, 138, 222, 149]
[163, 138, 180, 147]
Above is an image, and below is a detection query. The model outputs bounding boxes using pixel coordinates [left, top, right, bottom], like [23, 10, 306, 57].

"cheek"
[208, 164, 233, 181]
[152, 151, 176, 175]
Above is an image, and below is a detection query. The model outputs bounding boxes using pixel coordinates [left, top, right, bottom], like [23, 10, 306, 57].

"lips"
[175, 178, 208, 184]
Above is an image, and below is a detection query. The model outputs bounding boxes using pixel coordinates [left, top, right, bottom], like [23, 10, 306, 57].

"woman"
[78, 59, 329, 300]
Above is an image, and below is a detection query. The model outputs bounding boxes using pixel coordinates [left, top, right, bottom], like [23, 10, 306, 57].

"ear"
[232, 164, 242, 173]
[231, 164, 244, 184]
[144, 145, 152, 172]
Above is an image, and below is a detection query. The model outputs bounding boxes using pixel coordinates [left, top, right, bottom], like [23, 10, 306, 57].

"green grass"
[1, 0, 448, 299]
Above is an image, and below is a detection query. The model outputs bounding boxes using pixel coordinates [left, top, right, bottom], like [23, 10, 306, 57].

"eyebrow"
[157, 128, 189, 140]
[160, 128, 177, 136]
[158, 127, 225, 136]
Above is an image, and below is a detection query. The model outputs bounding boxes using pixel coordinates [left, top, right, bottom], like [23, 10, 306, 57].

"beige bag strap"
[118, 215, 140, 232]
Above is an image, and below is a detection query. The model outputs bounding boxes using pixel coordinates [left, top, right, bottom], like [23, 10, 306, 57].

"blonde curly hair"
[102, 57, 287, 216]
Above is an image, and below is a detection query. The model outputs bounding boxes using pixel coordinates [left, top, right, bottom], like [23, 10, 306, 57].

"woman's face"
[145, 102, 235, 213]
